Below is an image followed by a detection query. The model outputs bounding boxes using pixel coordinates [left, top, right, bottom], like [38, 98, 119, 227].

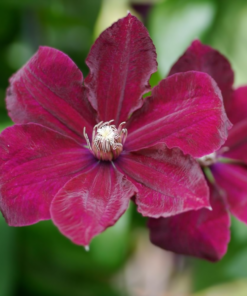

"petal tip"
[84, 245, 90, 252]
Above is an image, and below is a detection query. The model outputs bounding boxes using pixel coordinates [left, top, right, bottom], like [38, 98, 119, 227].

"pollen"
[83, 120, 127, 161]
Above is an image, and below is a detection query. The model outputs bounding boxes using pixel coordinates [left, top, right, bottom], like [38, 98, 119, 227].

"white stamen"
[94, 122, 121, 152]
[83, 127, 92, 150]
[118, 121, 126, 133]
[83, 120, 127, 161]
[198, 152, 217, 166]
[85, 245, 90, 251]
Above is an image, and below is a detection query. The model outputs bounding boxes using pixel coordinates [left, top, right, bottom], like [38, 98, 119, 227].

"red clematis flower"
[0, 17, 230, 247]
[148, 40, 247, 262]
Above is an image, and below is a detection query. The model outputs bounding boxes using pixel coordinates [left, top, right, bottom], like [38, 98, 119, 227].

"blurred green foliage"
[0, 215, 16, 296]
[0, 0, 102, 126]
[1, 0, 247, 295]
[149, 0, 247, 85]
[192, 217, 247, 291]
[149, 0, 216, 77]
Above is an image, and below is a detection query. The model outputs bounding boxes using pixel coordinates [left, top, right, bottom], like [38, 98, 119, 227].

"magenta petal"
[168, 40, 234, 106]
[223, 119, 247, 164]
[125, 71, 231, 157]
[225, 86, 247, 125]
[116, 144, 209, 217]
[0, 124, 95, 226]
[148, 184, 230, 262]
[51, 162, 137, 246]
[212, 163, 247, 224]
[84, 13, 157, 125]
[6, 46, 97, 144]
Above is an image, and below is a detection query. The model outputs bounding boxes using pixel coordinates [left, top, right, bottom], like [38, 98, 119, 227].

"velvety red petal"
[148, 183, 230, 262]
[225, 86, 247, 125]
[116, 143, 209, 218]
[50, 162, 137, 246]
[168, 40, 234, 107]
[212, 163, 247, 224]
[125, 71, 231, 157]
[6, 46, 97, 144]
[84, 13, 157, 126]
[223, 119, 247, 164]
[0, 124, 95, 226]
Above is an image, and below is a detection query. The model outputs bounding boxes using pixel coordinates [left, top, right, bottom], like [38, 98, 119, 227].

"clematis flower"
[0, 17, 230, 247]
[148, 40, 247, 262]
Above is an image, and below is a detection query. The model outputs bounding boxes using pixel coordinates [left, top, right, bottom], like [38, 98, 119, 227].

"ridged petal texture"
[212, 163, 247, 224]
[125, 71, 231, 157]
[148, 183, 231, 262]
[145, 40, 234, 261]
[84, 13, 157, 126]
[6, 46, 96, 144]
[0, 124, 95, 226]
[168, 39, 234, 107]
[223, 119, 247, 164]
[116, 143, 209, 217]
[225, 86, 247, 125]
[222, 87, 247, 164]
[51, 162, 137, 246]
[0, 19, 233, 247]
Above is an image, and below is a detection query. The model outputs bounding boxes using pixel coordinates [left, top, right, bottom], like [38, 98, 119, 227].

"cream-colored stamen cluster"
[83, 120, 127, 161]
[197, 152, 217, 167]
[197, 146, 230, 167]
[94, 120, 122, 152]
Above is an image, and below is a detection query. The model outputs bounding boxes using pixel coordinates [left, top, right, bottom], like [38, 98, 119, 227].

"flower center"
[197, 152, 217, 167]
[83, 120, 127, 161]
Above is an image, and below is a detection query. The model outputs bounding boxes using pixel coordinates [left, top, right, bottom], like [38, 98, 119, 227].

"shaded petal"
[223, 119, 247, 164]
[212, 163, 247, 224]
[148, 183, 230, 262]
[125, 71, 231, 157]
[6, 46, 97, 144]
[51, 162, 137, 246]
[168, 39, 234, 107]
[225, 86, 247, 125]
[115, 143, 209, 218]
[84, 13, 157, 126]
[0, 124, 95, 226]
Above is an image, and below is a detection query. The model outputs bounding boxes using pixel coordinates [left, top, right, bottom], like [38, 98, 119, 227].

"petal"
[84, 13, 157, 126]
[148, 183, 230, 262]
[0, 124, 95, 226]
[115, 143, 210, 218]
[212, 163, 247, 224]
[125, 71, 231, 157]
[225, 86, 247, 125]
[6, 46, 97, 144]
[50, 162, 137, 246]
[223, 119, 247, 164]
[168, 39, 234, 107]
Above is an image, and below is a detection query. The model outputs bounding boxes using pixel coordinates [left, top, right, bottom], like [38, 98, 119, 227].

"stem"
[218, 157, 245, 165]
[203, 167, 215, 184]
